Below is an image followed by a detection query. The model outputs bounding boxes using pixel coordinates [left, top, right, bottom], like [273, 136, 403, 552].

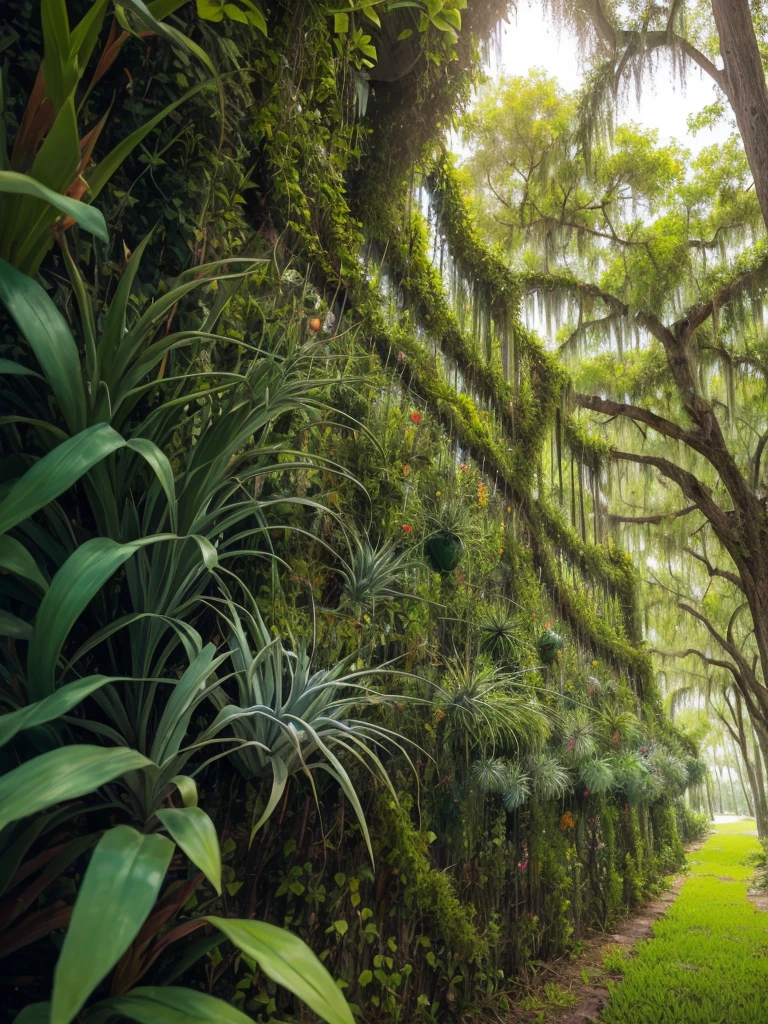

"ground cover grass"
[600, 823, 768, 1024]
[710, 818, 758, 834]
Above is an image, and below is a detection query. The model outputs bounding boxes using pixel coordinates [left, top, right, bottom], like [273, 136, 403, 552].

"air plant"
[476, 604, 532, 668]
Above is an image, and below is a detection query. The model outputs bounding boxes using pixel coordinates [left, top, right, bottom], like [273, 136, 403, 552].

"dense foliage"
[0, 3, 705, 1023]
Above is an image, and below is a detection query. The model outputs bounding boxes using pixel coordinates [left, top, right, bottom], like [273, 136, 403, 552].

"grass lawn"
[600, 823, 768, 1024]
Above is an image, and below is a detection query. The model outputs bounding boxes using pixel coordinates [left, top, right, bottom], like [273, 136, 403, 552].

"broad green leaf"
[0, 610, 32, 638]
[0, 423, 125, 536]
[196, 0, 225, 22]
[206, 917, 355, 1024]
[126, 438, 178, 531]
[150, 644, 219, 764]
[156, 807, 222, 895]
[40, 0, 74, 108]
[0, 535, 48, 591]
[334, 12, 349, 33]
[0, 258, 85, 431]
[0, 358, 44, 379]
[95, 986, 255, 1023]
[13, 1004, 50, 1024]
[27, 535, 177, 700]
[0, 171, 108, 243]
[52, 826, 174, 1024]
[0, 745, 153, 831]
[0, 675, 118, 748]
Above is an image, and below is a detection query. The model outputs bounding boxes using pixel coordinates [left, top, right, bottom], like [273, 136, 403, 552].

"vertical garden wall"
[0, 3, 707, 1022]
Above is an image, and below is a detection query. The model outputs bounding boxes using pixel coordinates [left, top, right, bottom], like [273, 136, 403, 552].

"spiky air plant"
[532, 754, 572, 801]
[502, 762, 533, 810]
[561, 708, 598, 762]
[470, 757, 514, 793]
[338, 535, 421, 614]
[580, 756, 616, 796]
[433, 657, 551, 763]
[598, 704, 642, 751]
[476, 604, 532, 668]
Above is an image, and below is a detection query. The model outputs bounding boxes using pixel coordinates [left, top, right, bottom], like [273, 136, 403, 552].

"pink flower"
[583, 790, 590, 798]
[518, 860, 528, 872]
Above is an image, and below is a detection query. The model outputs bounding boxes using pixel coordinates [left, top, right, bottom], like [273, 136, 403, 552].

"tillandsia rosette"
[537, 627, 564, 665]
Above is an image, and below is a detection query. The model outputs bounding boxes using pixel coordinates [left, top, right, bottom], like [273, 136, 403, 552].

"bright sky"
[499, 2, 733, 154]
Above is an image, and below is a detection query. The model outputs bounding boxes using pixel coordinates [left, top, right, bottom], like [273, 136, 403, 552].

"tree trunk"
[711, 0, 768, 231]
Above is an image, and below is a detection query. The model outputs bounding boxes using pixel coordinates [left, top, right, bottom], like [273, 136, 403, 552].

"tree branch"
[684, 546, 743, 590]
[608, 505, 698, 526]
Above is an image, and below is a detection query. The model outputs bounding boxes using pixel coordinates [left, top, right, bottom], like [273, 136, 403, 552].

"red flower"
[410, 412, 422, 423]
[459, 463, 468, 472]
[308, 317, 321, 332]
[583, 790, 590, 798]
[401, 524, 413, 534]
[531, 612, 537, 618]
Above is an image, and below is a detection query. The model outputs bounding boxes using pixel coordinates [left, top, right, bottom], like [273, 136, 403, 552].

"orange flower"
[402, 464, 411, 477]
[459, 462, 468, 472]
[308, 317, 321, 332]
[401, 524, 413, 534]
[560, 812, 575, 831]
[544, 621, 552, 629]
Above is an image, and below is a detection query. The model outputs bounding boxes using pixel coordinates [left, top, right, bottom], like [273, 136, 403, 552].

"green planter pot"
[424, 530, 464, 573]
[537, 627, 564, 665]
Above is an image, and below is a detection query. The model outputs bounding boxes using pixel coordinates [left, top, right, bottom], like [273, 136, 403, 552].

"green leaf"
[126, 437, 178, 531]
[0, 675, 119, 748]
[0, 610, 33, 639]
[0, 258, 87, 433]
[358, 969, 373, 987]
[86, 78, 217, 203]
[440, 7, 461, 31]
[40, 0, 74, 108]
[95, 986, 255, 1023]
[0, 745, 153, 832]
[196, 0, 225, 22]
[0, 535, 48, 591]
[249, 756, 288, 841]
[12, 1003, 51, 1024]
[156, 807, 222, 895]
[206, 917, 355, 1024]
[26, 535, 177, 700]
[396, 27, 413, 40]
[334, 12, 349, 33]
[0, 171, 108, 242]
[0, 424, 126, 536]
[52, 826, 174, 1024]
[362, 5, 381, 27]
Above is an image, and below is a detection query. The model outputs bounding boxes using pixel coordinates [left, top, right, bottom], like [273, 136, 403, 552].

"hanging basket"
[537, 628, 564, 665]
[424, 530, 464, 573]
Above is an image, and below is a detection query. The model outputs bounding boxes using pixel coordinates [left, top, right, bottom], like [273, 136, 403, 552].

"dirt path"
[504, 839, 707, 1024]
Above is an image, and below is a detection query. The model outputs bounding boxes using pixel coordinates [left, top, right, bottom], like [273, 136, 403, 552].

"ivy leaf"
[196, 0, 224, 22]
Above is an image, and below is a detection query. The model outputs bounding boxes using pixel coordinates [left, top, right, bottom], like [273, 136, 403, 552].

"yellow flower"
[477, 483, 489, 508]
[591, 659, 599, 668]
[560, 811, 575, 831]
